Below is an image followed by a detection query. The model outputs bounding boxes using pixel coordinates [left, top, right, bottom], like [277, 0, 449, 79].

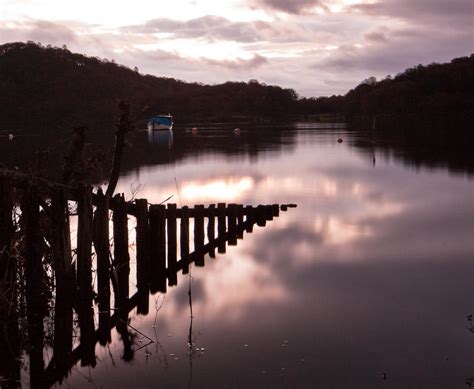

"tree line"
[0, 41, 472, 133]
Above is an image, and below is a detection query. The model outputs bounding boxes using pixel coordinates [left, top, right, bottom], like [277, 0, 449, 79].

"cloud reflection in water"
[65, 127, 474, 388]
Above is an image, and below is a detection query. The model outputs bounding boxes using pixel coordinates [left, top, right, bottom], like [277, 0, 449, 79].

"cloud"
[313, 24, 473, 77]
[350, 0, 473, 26]
[123, 15, 276, 43]
[201, 53, 268, 69]
[250, 0, 327, 14]
[0, 20, 79, 47]
[364, 31, 388, 43]
[0, 0, 472, 99]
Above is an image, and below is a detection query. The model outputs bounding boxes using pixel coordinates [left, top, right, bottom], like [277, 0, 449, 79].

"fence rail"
[0, 172, 296, 388]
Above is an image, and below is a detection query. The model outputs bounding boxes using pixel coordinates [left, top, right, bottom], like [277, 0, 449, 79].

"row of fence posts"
[0, 175, 293, 387]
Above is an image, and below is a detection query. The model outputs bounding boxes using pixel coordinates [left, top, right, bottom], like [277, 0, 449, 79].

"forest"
[0, 41, 472, 133]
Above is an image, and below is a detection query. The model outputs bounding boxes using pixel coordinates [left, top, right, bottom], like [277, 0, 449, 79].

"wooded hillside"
[0, 41, 472, 132]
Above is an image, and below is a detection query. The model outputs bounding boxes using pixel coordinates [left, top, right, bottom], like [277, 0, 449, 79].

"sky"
[0, 0, 472, 97]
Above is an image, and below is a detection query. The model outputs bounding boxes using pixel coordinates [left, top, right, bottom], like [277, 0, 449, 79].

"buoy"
[337, 138, 343, 143]
[234, 127, 241, 134]
[191, 127, 198, 134]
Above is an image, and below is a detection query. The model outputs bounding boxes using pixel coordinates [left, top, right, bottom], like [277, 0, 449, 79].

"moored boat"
[147, 114, 173, 130]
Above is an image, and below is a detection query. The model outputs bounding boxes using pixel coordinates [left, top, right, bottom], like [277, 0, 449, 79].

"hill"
[298, 55, 474, 117]
[0, 42, 298, 132]
[0, 41, 472, 132]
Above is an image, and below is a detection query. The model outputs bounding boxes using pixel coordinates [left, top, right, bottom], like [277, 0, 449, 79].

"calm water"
[12, 124, 474, 387]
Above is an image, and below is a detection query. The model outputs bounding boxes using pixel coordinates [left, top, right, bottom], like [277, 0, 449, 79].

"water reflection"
[1, 123, 473, 178]
[1, 124, 473, 388]
[147, 129, 173, 149]
[0, 197, 294, 388]
[107, 126, 473, 388]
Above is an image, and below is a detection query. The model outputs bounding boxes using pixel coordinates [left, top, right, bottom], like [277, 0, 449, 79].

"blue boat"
[147, 114, 173, 131]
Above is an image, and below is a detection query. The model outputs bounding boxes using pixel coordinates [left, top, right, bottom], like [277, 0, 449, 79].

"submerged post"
[51, 189, 75, 363]
[136, 199, 150, 315]
[256, 205, 266, 227]
[93, 189, 111, 345]
[180, 205, 190, 274]
[150, 204, 167, 293]
[245, 205, 254, 233]
[272, 204, 280, 218]
[265, 205, 274, 221]
[167, 203, 178, 286]
[228, 203, 237, 246]
[207, 204, 216, 258]
[76, 184, 96, 366]
[23, 186, 46, 387]
[194, 204, 205, 266]
[217, 203, 226, 254]
[113, 194, 130, 318]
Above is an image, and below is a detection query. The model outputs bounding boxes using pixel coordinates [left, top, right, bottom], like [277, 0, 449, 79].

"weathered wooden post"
[135, 199, 150, 315]
[236, 204, 244, 239]
[23, 185, 46, 387]
[93, 189, 111, 345]
[112, 194, 130, 321]
[167, 203, 178, 286]
[245, 205, 254, 233]
[51, 189, 75, 362]
[256, 205, 266, 227]
[217, 203, 226, 253]
[265, 204, 274, 221]
[207, 204, 216, 258]
[272, 204, 280, 218]
[51, 285, 73, 372]
[149, 204, 167, 293]
[77, 185, 93, 297]
[228, 203, 237, 246]
[76, 184, 96, 366]
[180, 205, 190, 274]
[194, 204, 205, 266]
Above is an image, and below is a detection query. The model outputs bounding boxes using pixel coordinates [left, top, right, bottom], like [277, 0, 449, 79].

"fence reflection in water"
[0, 177, 295, 388]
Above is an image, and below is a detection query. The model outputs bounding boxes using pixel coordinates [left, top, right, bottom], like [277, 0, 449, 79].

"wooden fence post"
[236, 204, 244, 239]
[194, 204, 205, 266]
[272, 204, 280, 218]
[167, 204, 177, 286]
[207, 204, 216, 258]
[76, 184, 95, 366]
[23, 185, 46, 387]
[113, 194, 130, 316]
[217, 203, 226, 253]
[245, 205, 254, 233]
[149, 204, 167, 293]
[265, 205, 274, 221]
[50, 189, 75, 363]
[180, 206, 190, 274]
[135, 199, 150, 315]
[228, 203, 237, 246]
[93, 189, 111, 345]
[256, 205, 266, 227]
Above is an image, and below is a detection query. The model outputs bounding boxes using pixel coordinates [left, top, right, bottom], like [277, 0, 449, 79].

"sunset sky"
[1, 0, 472, 96]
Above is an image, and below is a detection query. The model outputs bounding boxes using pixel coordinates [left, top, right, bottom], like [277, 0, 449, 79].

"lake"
[4, 123, 474, 388]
